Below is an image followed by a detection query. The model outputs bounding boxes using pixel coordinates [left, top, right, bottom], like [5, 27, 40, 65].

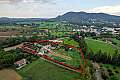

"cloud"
[0, 0, 60, 4]
[86, 5, 120, 16]
[0, 0, 61, 18]
[0, 1, 120, 18]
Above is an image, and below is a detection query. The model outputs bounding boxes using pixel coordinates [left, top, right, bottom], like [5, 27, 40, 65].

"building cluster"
[100, 27, 120, 35]
[73, 26, 120, 35]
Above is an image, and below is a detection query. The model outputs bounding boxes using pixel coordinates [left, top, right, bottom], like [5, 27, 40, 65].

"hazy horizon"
[1, 11, 120, 18]
[0, 0, 120, 18]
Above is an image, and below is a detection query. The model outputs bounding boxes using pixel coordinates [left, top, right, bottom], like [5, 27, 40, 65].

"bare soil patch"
[0, 69, 22, 80]
[4, 43, 23, 51]
[0, 31, 20, 36]
[0, 31, 20, 41]
[52, 52, 72, 60]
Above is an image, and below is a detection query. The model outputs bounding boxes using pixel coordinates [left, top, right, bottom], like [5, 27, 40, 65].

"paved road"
[95, 70, 103, 80]
[93, 62, 103, 80]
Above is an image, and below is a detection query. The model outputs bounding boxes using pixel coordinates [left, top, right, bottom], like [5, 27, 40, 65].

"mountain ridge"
[1, 12, 120, 24]
[50, 12, 120, 24]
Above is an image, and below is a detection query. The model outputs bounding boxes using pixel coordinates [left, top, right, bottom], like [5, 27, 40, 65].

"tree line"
[71, 32, 120, 66]
[89, 49, 120, 66]
[0, 48, 39, 69]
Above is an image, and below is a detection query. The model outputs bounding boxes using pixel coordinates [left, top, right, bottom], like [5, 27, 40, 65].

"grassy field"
[51, 32, 69, 37]
[63, 38, 79, 47]
[52, 48, 82, 68]
[34, 21, 60, 28]
[112, 38, 120, 47]
[85, 38, 120, 56]
[66, 50, 83, 68]
[17, 59, 81, 80]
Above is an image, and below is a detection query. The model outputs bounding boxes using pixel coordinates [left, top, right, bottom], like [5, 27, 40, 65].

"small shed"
[14, 59, 27, 69]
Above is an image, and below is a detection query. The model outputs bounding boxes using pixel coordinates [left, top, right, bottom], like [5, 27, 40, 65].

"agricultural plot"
[0, 31, 20, 41]
[33, 21, 60, 28]
[85, 38, 120, 56]
[0, 69, 22, 80]
[111, 38, 120, 47]
[17, 60, 80, 80]
[63, 38, 79, 47]
[50, 48, 82, 68]
[51, 32, 69, 37]
[22, 39, 83, 69]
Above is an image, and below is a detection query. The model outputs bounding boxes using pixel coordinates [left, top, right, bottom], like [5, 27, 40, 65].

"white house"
[14, 59, 27, 69]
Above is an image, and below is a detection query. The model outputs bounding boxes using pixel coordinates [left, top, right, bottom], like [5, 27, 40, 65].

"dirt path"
[4, 43, 23, 51]
[0, 69, 22, 80]
[52, 52, 72, 60]
[92, 62, 103, 80]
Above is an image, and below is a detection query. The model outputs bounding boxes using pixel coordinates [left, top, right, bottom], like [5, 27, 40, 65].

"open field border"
[19, 40, 88, 74]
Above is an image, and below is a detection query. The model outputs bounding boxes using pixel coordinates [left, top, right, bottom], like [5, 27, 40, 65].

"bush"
[113, 67, 116, 69]
[107, 69, 112, 73]
[115, 71, 119, 74]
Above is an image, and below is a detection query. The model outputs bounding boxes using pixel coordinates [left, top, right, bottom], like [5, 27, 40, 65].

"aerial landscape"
[0, 0, 120, 80]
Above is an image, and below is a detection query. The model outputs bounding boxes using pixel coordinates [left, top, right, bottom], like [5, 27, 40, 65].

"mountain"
[51, 12, 120, 24]
[1, 12, 120, 26]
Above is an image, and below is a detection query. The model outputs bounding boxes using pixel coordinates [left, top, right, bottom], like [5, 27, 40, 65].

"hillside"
[51, 12, 120, 24]
[1, 12, 120, 27]
[0, 17, 47, 24]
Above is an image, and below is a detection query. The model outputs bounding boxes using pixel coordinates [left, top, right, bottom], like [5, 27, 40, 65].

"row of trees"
[0, 35, 51, 48]
[71, 32, 120, 66]
[89, 49, 120, 66]
[0, 48, 39, 69]
[71, 32, 88, 54]
[0, 35, 53, 69]
[0, 49, 25, 68]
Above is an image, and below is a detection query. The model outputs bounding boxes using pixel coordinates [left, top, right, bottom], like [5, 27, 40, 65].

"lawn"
[85, 38, 120, 56]
[17, 59, 81, 80]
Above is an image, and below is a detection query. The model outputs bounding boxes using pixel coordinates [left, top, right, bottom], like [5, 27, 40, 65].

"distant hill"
[1, 12, 120, 27]
[0, 17, 47, 24]
[50, 12, 120, 24]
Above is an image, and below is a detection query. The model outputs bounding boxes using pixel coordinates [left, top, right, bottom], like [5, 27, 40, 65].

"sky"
[0, 0, 120, 18]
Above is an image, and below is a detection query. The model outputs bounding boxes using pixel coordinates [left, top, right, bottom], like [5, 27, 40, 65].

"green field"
[17, 59, 81, 80]
[85, 38, 120, 56]
[112, 38, 120, 47]
[63, 38, 79, 47]
[51, 32, 69, 37]
[52, 49, 82, 68]
[66, 50, 83, 68]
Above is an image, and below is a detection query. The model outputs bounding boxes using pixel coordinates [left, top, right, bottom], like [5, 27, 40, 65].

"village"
[73, 26, 120, 35]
